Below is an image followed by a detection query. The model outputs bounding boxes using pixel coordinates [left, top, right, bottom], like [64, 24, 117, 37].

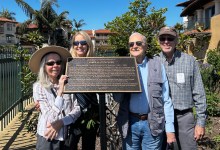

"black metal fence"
[0, 47, 33, 131]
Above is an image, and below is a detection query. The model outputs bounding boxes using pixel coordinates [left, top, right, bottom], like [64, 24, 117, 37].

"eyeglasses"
[45, 60, 62, 66]
[129, 41, 143, 47]
[159, 37, 175, 42]
[73, 40, 87, 46]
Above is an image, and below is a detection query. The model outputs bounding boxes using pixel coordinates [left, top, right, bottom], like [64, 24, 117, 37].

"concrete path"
[0, 103, 37, 150]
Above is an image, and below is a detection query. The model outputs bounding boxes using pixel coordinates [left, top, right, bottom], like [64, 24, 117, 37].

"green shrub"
[205, 89, 220, 117]
[200, 49, 220, 117]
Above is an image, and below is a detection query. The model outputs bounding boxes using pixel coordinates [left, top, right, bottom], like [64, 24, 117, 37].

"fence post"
[99, 93, 107, 150]
[18, 44, 24, 116]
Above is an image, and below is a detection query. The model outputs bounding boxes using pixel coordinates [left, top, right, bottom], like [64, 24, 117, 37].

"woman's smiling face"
[74, 34, 88, 57]
[45, 53, 62, 81]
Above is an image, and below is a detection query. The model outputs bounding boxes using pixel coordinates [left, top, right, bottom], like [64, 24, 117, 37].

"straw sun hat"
[28, 45, 72, 74]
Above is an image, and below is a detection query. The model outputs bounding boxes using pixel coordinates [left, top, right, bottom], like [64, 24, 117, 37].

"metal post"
[99, 93, 106, 150]
[18, 43, 24, 115]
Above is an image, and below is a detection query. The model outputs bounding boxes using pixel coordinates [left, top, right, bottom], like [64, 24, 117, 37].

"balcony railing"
[7, 40, 13, 43]
[2, 39, 16, 44]
[95, 36, 108, 40]
[183, 18, 211, 31]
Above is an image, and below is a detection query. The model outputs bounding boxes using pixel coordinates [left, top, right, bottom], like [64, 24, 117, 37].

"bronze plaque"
[64, 57, 141, 93]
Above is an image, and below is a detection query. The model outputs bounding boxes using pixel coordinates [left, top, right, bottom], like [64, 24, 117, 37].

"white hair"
[129, 32, 147, 43]
[37, 53, 62, 88]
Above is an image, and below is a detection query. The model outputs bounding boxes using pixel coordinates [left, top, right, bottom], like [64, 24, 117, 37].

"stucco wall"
[208, 14, 220, 50]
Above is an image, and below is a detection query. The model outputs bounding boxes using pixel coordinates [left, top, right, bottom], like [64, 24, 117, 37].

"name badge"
[177, 73, 185, 83]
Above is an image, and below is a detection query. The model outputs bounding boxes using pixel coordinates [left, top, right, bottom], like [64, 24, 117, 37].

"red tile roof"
[28, 24, 38, 28]
[84, 29, 113, 34]
[0, 17, 17, 23]
[84, 30, 93, 35]
[16, 23, 38, 29]
[95, 29, 113, 34]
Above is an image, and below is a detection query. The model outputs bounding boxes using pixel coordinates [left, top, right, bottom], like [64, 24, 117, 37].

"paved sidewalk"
[0, 103, 37, 150]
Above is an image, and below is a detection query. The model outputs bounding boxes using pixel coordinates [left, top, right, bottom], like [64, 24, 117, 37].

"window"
[7, 23, 12, 31]
[0, 23, 3, 33]
[205, 6, 215, 28]
[206, 6, 215, 18]
[6, 34, 14, 43]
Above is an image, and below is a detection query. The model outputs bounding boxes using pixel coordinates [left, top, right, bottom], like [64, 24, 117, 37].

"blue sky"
[0, 0, 185, 30]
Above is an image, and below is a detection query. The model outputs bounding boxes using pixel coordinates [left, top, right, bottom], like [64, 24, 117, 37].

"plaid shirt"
[33, 82, 81, 141]
[156, 50, 207, 127]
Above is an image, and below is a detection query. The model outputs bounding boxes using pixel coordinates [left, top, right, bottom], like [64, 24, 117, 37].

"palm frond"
[15, 0, 35, 19]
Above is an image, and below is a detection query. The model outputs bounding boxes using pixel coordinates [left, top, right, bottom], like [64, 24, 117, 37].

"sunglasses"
[73, 40, 87, 46]
[46, 60, 62, 66]
[129, 41, 143, 47]
[159, 37, 175, 42]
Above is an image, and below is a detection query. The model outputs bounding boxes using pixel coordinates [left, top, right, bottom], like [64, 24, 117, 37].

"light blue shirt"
[130, 57, 149, 114]
[130, 57, 174, 132]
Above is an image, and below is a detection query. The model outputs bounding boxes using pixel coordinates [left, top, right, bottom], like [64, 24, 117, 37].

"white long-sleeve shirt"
[33, 82, 81, 141]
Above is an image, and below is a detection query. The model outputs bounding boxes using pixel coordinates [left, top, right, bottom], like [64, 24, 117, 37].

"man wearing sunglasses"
[157, 27, 207, 150]
[114, 32, 176, 149]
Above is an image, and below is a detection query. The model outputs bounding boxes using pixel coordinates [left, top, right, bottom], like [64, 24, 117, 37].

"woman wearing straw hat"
[29, 46, 81, 150]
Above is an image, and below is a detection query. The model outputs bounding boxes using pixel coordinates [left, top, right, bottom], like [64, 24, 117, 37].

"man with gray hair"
[157, 26, 207, 150]
[114, 32, 176, 149]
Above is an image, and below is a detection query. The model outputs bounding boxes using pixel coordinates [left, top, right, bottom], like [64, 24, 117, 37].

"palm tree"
[0, 8, 16, 20]
[15, 0, 69, 45]
[49, 11, 69, 44]
[72, 19, 86, 31]
[174, 23, 184, 34]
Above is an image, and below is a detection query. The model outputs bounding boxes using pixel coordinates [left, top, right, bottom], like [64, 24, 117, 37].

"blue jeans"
[123, 115, 163, 150]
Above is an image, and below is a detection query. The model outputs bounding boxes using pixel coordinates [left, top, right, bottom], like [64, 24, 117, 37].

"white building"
[0, 17, 18, 45]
